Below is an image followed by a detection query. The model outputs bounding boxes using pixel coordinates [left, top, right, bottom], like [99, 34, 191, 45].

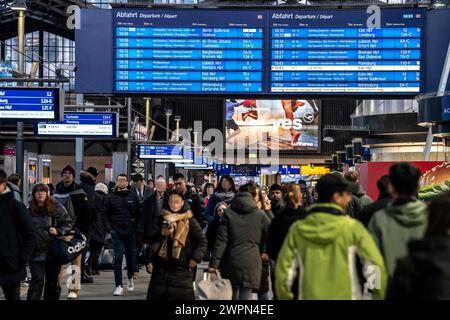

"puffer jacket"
[102, 187, 140, 236]
[0, 187, 36, 286]
[148, 202, 207, 300]
[368, 199, 428, 277]
[28, 202, 73, 261]
[210, 192, 271, 290]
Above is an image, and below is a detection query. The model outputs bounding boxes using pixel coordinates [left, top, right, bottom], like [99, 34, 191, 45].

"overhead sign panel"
[138, 144, 184, 159]
[36, 113, 118, 137]
[114, 9, 266, 94]
[0, 88, 61, 122]
[269, 9, 424, 94]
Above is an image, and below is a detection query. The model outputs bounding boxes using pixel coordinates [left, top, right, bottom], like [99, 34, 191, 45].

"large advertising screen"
[225, 99, 320, 151]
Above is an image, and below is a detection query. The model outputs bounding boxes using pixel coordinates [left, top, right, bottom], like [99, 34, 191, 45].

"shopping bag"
[197, 270, 232, 300]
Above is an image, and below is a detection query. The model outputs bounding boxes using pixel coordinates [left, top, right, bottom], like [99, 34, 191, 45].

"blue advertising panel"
[0, 88, 61, 122]
[138, 145, 183, 159]
[114, 9, 266, 94]
[269, 9, 425, 94]
[36, 113, 118, 137]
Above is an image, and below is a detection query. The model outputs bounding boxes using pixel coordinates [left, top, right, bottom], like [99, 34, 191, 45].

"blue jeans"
[111, 230, 136, 287]
[232, 287, 254, 300]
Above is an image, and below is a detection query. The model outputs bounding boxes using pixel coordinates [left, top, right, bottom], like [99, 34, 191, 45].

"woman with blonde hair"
[27, 183, 73, 300]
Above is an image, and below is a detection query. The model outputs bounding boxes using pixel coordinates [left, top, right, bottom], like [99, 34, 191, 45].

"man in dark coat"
[132, 173, 153, 204]
[361, 175, 392, 226]
[102, 174, 140, 297]
[269, 184, 285, 217]
[0, 169, 36, 300]
[173, 173, 206, 228]
[78, 167, 99, 283]
[139, 179, 169, 243]
[54, 165, 92, 297]
[86, 183, 108, 276]
[209, 182, 271, 300]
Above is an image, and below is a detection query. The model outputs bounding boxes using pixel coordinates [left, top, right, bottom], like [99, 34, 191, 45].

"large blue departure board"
[270, 10, 424, 93]
[101, 8, 427, 95]
[114, 9, 266, 93]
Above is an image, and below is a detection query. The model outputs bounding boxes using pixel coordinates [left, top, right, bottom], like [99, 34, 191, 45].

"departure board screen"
[114, 9, 266, 93]
[269, 10, 424, 94]
[138, 145, 184, 159]
[36, 113, 118, 137]
[0, 88, 61, 122]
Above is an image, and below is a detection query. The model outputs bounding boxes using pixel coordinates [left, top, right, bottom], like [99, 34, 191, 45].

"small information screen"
[0, 88, 60, 122]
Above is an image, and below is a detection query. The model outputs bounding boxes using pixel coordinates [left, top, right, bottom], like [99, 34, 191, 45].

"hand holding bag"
[197, 270, 232, 300]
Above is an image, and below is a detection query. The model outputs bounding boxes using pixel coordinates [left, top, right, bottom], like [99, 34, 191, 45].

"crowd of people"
[1, 161, 449, 300]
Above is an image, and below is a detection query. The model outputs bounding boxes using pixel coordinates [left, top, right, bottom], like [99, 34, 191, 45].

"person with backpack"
[7, 174, 22, 203]
[53, 165, 91, 299]
[26, 183, 73, 300]
[0, 170, 35, 300]
[209, 181, 271, 300]
[102, 174, 140, 296]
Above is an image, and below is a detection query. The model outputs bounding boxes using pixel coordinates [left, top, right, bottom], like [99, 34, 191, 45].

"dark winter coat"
[205, 190, 236, 223]
[7, 182, 21, 202]
[388, 236, 450, 300]
[91, 191, 107, 244]
[266, 206, 308, 261]
[102, 188, 140, 236]
[78, 171, 98, 238]
[348, 194, 364, 221]
[183, 188, 206, 228]
[361, 196, 392, 227]
[0, 187, 36, 286]
[55, 181, 90, 236]
[148, 202, 208, 300]
[28, 202, 73, 261]
[210, 192, 271, 289]
[352, 184, 373, 207]
[138, 192, 169, 243]
[132, 185, 153, 204]
[270, 200, 286, 217]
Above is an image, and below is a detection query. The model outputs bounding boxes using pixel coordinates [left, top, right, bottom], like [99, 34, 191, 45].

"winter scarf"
[159, 209, 194, 260]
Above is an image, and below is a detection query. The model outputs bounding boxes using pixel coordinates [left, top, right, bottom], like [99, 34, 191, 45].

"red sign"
[3, 148, 16, 156]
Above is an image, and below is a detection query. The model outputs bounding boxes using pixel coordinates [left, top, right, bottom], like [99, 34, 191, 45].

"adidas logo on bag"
[67, 235, 87, 254]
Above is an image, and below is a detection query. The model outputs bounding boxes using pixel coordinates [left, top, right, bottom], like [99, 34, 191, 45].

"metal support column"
[423, 43, 450, 161]
[15, 10, 25, 183]
[127, 97, 132, 178]
[74, 94, 84, 181]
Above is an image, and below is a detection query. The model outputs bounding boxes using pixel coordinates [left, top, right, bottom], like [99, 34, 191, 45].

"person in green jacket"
[275, 174, 387, 300]
[368, 162, 428, 278]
